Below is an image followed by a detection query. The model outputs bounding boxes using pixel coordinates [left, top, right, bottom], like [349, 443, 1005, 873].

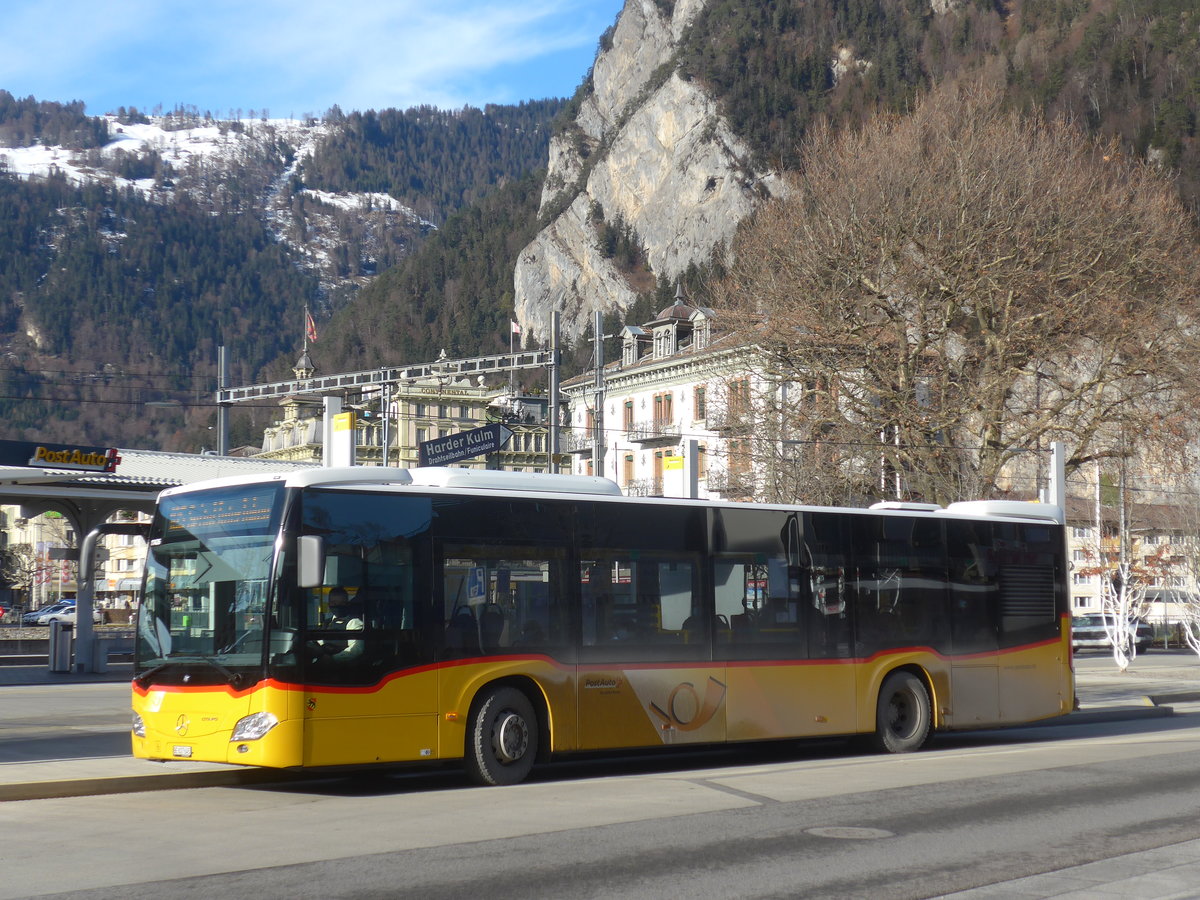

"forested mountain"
[519, 0, 1198, 342]
[0, 91, 109, 148]
[0, 96, 563, 449]
[305, 102, 566, 225]
[673, 0, 1199, 208]
[1, 0, 1197, 453]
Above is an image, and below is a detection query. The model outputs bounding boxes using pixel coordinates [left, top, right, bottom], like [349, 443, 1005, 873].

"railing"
[704, 469, 753, 496]
[625, 420, 681, 443]
[560, 431, 595, 454]
[624, 478, 664, 497]
[705, 407, 752, 432]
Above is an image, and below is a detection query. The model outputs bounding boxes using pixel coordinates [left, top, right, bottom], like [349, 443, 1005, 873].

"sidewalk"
[3, 657, 1200, 897]
[939, 837, 1200, 899]
[0, 662, 299, 801]
[2, 655, 1197, 801]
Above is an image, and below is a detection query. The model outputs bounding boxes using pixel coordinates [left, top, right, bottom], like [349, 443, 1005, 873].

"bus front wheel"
[873, 671, 931, 753]
[465, 686, 538, 786]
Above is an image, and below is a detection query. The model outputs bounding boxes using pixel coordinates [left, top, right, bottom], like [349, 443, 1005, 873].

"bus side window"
[581, 555, 701, 657]
[441, 545, 569, 659]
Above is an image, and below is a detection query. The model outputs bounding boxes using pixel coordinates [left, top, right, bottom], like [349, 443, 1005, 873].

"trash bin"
[48, 620, 73, 673]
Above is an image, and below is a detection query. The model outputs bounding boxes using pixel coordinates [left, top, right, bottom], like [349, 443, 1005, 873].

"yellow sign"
[333, 412, 356, 432]
[663, 455, 684, 470]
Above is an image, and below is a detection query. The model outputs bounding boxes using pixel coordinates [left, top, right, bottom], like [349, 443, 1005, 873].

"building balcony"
[705, 468, 753, 497]
[624, 478, 664, 497]
[560, 431, 596, 454]
[706, 406, 752, 433]
[625, 420, 681, 444]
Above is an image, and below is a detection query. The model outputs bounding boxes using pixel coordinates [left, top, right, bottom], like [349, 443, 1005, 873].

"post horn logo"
[649, 676, 727, 732]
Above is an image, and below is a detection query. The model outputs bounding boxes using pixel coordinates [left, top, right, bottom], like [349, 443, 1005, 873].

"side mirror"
[297, 535, 325, 588]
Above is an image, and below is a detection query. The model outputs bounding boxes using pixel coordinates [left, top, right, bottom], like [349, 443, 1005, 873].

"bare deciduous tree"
[1, 544, 40, 611]
[716, 80, 1200, 505]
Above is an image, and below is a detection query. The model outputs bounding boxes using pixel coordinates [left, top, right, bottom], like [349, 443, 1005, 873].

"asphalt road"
[4, 714, 1200, 899]
[2, 650, 1200, 899]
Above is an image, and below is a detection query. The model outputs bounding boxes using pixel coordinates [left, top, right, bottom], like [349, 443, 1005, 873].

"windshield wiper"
[134, 655, 249, 690]
[133, 663, 172, 688]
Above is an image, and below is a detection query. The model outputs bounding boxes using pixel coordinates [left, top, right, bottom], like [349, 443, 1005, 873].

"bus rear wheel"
[465, 686, 538, 786]
[873, 671, 931, 753]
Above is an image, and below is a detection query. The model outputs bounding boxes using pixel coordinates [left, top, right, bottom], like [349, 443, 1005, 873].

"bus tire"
[465, 686, 538, 786]
[873, 671, 931, 753]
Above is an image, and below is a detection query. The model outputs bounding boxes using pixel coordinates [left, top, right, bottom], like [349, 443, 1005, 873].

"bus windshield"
[135, 482, 285, 684]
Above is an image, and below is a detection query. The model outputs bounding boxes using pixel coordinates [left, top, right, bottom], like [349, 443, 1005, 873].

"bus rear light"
[132, 712, 145, 738]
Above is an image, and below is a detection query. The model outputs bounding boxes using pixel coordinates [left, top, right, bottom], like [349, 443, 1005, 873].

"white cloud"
[0, 0, 622, 115]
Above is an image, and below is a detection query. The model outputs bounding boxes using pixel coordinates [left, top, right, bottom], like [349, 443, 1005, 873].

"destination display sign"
[419, 424, 513, 467]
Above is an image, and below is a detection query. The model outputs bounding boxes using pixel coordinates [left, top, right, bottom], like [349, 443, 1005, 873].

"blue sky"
[1, 0, 626, 117]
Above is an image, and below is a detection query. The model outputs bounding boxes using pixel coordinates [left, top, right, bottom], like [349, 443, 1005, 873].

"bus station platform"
[1, 654, 1197, 803]
[2, 655, 1200, 898]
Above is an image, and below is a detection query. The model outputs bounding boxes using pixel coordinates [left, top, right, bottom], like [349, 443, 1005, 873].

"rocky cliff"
[513, 0, 783, 343]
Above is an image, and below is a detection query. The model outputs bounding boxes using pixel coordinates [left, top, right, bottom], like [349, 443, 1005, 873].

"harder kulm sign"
[418, 424, 512, 467]
[0, 439, 122, 473]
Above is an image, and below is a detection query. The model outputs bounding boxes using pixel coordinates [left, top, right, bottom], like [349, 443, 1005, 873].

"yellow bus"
[131, 466, 1073, 785]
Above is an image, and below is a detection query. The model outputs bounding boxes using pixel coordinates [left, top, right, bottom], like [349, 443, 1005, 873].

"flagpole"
[303, 304, 309, 353]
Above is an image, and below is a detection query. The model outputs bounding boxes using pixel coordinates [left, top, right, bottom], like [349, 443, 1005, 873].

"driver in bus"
[315, 587, 364, 660]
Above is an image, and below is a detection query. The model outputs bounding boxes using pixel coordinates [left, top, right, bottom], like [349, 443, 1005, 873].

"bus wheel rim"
[889, 694, 912, 736]
[494, 712, 529, 763]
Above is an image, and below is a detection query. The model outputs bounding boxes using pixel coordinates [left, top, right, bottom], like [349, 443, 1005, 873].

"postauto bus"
[131, 466, 1072, 785]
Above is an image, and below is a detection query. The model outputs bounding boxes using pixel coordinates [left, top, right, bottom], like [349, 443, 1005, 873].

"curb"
[2, 704, 1178, 803]
[1148, 691, 1200, 705]
[1060, 704, 1175, 725]
[0, 766, 299, 803]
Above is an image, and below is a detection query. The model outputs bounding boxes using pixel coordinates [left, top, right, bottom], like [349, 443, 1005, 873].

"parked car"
[40, 605, 103, 626]
[1071, 614, 1153, 652]
[22, 602, 75, 625]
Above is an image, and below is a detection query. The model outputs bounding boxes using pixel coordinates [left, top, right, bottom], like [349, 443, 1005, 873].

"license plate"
[172, 745, 193, 758]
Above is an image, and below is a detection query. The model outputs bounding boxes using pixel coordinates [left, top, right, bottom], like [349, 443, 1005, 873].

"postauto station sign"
[0, 439, 122, 473]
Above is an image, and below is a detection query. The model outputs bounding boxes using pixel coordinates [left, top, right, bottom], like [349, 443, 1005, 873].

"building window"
[694, 385, 706, 420]
[729, 378, 750, 419]
[652, 392, 673, 426]
[623, 400, 634, 431]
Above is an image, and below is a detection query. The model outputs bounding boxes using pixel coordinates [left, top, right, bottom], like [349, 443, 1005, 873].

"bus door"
[946, 520, 1002, 727]
[578, 553, 722, 750]
[296, 491, 439, 767]
[993, 521, 1068, 721]
[712, 510, 855, 742]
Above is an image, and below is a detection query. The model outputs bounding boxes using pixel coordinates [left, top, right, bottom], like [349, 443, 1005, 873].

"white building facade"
[560, 302, 771, 501]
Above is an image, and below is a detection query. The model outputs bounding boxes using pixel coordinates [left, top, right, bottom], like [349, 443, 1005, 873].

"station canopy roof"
[0, 441, 319, 511]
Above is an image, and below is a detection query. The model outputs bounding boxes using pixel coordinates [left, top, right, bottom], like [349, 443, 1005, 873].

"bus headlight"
[230, 711, 279, 742]
[132, 711, 145, 738]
